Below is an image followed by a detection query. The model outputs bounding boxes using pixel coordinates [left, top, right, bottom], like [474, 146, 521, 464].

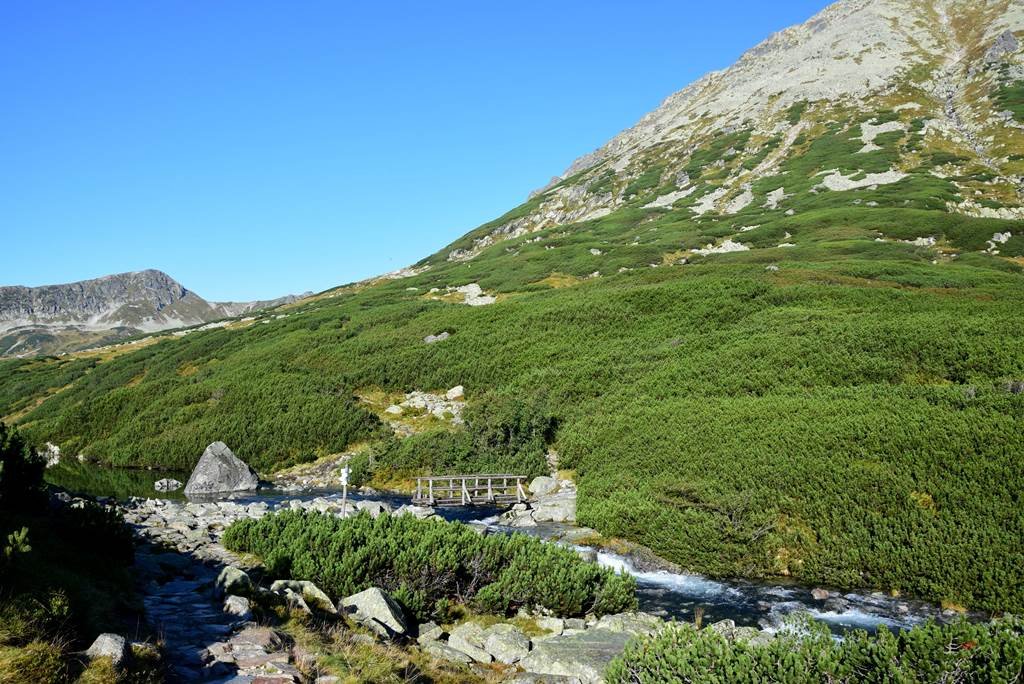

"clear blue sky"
[2, 1, 828, 301]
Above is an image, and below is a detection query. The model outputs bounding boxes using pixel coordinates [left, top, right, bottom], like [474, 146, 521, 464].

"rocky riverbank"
[113, 490, 694, 683]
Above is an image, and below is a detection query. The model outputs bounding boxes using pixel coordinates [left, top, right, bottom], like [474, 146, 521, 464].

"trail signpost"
[340, 466, 351, 515]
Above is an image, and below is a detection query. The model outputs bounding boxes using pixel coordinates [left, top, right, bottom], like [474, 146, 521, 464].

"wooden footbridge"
[412, 474, 527, 507]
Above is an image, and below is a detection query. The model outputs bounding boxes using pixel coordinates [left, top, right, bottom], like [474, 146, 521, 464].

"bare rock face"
[184, 442, 259, 496]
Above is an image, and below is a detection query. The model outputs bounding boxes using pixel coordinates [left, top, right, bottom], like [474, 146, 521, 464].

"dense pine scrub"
[222, 510, 637, 622]
[4, 107, 1024, 614]
[605, 617, 1024, 683]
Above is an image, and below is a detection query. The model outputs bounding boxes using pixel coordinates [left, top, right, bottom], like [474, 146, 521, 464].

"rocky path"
[123, 496, 408, 682]
[125, 500, 285, 682]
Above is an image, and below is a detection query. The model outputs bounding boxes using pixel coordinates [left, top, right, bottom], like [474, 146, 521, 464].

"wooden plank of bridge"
[412, 474, 528, 506]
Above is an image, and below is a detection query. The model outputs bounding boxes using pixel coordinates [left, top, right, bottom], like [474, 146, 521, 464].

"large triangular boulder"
[184, 442, 259, 496]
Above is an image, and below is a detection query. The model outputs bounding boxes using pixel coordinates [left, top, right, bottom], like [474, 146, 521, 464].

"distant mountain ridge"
[0, 269, 305, 357]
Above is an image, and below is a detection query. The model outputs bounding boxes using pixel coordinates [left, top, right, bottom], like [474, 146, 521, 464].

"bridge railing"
[413, 474, 527, 506]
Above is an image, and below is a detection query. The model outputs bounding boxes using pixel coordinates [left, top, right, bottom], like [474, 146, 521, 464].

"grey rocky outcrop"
[339, 587, 407, 639]
[183, 442, 259, 496]
[986, 30, 1020, 63]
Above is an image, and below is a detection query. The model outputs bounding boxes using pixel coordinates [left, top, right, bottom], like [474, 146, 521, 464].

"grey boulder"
[86, 633, 129, 668]
[529, 476, 559, 497]
[183, 442, 259, 496]
[223, 595, 253, 620]
[532, 491, 576, 523]
[154, 478, 182, 492]
[339, 587, 407, 639]
[215, 566, 252, 597]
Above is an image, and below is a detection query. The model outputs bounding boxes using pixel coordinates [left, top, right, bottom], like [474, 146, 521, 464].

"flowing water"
[53, 470, 968, 638]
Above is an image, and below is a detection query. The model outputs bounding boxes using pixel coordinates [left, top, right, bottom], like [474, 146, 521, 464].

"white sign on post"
[340, 466, 351, 515]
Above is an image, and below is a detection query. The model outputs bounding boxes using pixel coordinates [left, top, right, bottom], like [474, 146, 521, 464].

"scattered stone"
[454, 283, 496, 306]
[86, 633, 129, 668]
[445, 385, 465, 401]
[384, 404, 404, 415]
[282, 587, 312, 615]
[183, 442, 259, 496]
[354, 499, 392, 518]
[811, 587, 830, 601]
[985, 30, 1020, 63]
[339, 587, 407, 639]
[690, 239, 750, 257]
[224, 595, 253, 620]
[155, 478, 183, 492]
[392, 504, 436, 519]
[271, 580, 336, 614]
[824, 596, 853, 614]
[818, 168, 906, 192]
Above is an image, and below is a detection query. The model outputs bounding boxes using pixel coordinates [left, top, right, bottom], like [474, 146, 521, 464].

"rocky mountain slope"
[3, 0, 1024, 615]
[441, 0, 1024, 263]
[0, 270, 304, 357]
